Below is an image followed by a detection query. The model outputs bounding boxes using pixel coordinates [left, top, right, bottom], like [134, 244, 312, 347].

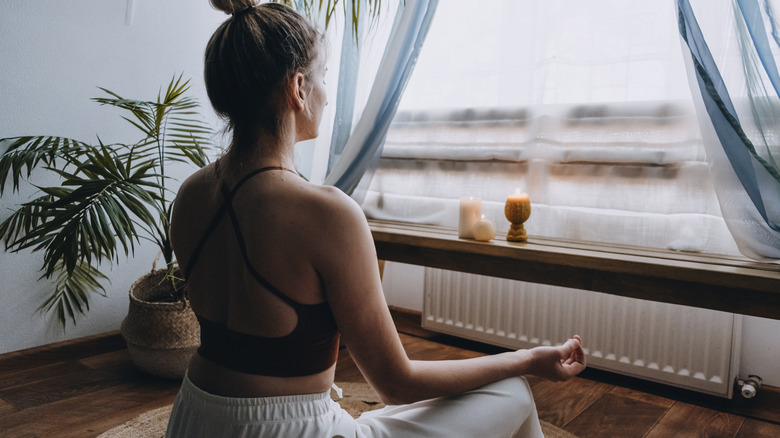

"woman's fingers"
[560, 338, 582, 359]
[560, 336, 586, 375]
[573, 336, 586, 366]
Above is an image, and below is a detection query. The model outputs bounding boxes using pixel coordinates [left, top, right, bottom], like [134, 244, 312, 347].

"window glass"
[362, 0, 741, 256]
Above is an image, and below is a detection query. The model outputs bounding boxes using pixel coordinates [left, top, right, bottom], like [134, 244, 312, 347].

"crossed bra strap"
[182, 166, 340, 377]
[183, 166, 298, 307]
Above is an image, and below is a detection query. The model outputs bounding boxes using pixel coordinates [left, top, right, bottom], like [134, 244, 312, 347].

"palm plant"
[0, 75, 212, 328]
[274, 0, 385, 40]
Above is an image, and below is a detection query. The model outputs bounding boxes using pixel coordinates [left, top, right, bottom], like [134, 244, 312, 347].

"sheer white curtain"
[324, 0, 439, 200]
[308, 0, 437, 190]
[305, 1, 399, 184]
[361, 0, 741, 256]
[678, 0, 780, 260]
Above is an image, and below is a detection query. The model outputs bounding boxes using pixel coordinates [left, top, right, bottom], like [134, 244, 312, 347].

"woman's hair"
[205, 0, 323, 159]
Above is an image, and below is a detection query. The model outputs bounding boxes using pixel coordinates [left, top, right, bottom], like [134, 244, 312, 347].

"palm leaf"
[10, 147, 162, 277]
[0, 193, 56, 248]
[0, 136, 94, 193]
[38, 261, 109, 328]
[93, 91, 157, 139]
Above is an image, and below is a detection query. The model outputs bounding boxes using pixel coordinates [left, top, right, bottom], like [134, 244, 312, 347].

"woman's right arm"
[311, 188, 586, 405]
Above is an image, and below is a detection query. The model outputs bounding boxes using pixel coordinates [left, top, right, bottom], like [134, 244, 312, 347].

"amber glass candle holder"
[505, 191, 531, 242]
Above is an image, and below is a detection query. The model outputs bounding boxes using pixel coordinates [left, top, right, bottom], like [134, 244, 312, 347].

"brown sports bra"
[183, 166, 339, 377]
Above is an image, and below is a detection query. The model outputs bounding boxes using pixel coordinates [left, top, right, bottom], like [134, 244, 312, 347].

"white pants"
[166, 374, 544, 437]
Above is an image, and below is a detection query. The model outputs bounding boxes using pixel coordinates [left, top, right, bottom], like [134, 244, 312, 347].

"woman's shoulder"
[172, 163, 222, 224]
[176, 163, 219, 200]
[301, 183, 365, 225]
[284, 182, 371, 251]
[297, 184, 376, 269]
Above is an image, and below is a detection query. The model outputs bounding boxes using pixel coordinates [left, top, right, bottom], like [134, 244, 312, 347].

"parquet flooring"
[0, 309, 778, 437]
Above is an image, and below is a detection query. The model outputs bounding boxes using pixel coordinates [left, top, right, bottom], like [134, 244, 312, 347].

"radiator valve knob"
[740, 375, 762, 399]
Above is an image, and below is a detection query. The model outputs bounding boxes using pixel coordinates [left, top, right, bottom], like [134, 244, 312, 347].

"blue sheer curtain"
[324, 0, 439, 201]
[678, 0, 780, 259]
[325, 4, 363, 175]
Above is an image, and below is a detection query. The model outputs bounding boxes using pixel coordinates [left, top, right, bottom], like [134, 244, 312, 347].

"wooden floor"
[1, 310, 779, 438]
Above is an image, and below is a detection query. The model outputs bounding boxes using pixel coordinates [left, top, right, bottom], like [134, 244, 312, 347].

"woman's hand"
[524, 335, 586, 382]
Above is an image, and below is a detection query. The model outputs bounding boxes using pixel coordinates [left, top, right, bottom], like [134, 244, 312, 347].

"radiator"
[422, 269, 742, 397]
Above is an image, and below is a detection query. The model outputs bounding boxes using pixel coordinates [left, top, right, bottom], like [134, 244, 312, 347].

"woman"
[166, 1, 587, 436]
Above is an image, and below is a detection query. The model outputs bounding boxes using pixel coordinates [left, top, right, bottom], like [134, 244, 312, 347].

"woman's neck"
[228, 132, 297, 172]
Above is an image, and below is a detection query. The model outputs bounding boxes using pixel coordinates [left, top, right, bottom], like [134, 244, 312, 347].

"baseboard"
[0, 331, 125, 373]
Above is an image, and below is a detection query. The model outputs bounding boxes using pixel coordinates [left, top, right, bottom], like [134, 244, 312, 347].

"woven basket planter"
[120, 269, 199, 380]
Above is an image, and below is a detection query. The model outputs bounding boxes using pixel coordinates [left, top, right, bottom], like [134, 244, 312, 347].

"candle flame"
[480, 214, 486, 220]
[515, 187, 521, 195]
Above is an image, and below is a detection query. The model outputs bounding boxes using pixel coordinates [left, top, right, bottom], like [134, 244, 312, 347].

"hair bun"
[210, 0, 258, 15]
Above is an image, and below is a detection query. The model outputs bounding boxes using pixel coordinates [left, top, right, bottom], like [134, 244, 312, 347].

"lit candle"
[458, 197, 482, 238]
[473, 215, 496, 242]
[505, 189, 530, 216]
[505, 188, 531, 242]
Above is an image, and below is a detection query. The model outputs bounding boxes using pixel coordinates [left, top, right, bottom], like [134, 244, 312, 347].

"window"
[362, 0, 740, 256]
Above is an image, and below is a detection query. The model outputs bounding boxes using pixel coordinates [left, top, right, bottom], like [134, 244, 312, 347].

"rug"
[98, 381, 577, 438]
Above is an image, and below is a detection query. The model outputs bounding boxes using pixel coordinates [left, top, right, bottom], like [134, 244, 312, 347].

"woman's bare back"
[171, 160, 345, 397]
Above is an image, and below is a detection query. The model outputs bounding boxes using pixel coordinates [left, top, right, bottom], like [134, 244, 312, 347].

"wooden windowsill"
[368, 219, 780, 320]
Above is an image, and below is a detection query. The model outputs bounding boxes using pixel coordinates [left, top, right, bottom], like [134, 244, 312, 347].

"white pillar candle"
[458, 197, 482, 238]
[473, 215, 496, 242]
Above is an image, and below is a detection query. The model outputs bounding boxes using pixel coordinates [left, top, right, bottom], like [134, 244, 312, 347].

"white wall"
[0, 0, 226, 354]
[382, 262, 780, 387]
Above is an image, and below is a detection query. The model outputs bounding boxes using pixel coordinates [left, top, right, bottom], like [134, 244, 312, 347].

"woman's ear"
[289, 72, 306, 112]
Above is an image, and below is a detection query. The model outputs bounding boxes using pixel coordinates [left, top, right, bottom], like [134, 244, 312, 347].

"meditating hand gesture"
[525, 335, 586, 382]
